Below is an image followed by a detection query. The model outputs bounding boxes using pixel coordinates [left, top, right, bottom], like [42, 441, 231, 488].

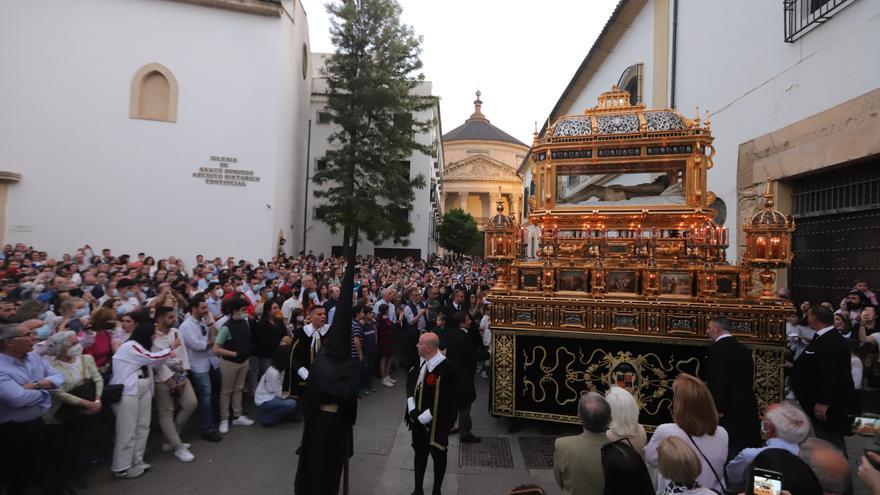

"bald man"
[799, 437, 851, 495]
[405, 332, 457, 495]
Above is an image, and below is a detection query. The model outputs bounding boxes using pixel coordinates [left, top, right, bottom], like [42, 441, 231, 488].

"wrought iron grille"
[791, 159, 880, 218]
[784, 0, 858, 42]
[789, 157, 880, 304]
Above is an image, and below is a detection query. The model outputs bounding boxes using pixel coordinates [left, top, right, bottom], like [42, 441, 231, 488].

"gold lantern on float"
[742, 179, 795, 298]
[484, 195, 519, 293]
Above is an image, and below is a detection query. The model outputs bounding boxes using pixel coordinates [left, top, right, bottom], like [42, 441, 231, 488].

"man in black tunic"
[442, 312, 481, 443]
[294, 294, 359, 494]
[286, 306, 330, 398]
[406, 331, 457, 495]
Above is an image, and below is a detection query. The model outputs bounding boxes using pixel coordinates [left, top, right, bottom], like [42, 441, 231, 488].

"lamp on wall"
[742, 178, 795, 299]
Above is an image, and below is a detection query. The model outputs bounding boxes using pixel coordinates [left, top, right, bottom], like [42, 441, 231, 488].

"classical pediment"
[443, 155, 519, 182]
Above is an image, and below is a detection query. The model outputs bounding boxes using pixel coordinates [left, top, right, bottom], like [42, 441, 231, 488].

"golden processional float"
[485, 87, 795, 428]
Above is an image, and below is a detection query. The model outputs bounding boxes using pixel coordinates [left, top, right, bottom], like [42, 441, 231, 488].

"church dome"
[442, 91, 527, 147]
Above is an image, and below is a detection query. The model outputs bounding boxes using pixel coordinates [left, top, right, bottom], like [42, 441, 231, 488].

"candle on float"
[769, 237, 781, 258]
[756, 237, 767, 259]
[722, 227, 729, 246]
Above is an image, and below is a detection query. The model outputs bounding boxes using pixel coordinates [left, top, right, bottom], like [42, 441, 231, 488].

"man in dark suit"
[442, 289, 468, 331]
[405, 332, 457, 495]
[792, 306, 854, 454]
[441, 312, 480, 443]
[706, 316, 761, 458]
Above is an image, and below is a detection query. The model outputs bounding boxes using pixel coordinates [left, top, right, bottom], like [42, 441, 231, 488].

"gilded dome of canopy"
[546, 86, 697, 140]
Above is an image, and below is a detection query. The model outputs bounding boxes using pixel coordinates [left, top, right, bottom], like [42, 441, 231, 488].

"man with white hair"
[373, 287, 396, 323]
[725, 401, 811, 490]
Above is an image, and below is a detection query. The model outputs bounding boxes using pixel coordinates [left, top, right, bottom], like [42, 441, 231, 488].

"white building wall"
[566, 0, 657, 112]
[306, 60, 441, 259]
[276, 0, 312, 257]
[674, 0, 880, 252]
[0, 0, 311, 263]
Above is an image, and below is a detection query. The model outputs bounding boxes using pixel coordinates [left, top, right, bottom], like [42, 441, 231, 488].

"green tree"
[437, 208, 480, 256]
[314, 0, 432, 330]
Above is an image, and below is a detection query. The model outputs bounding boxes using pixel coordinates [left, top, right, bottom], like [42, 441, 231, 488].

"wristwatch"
[32, 381, 42, 390]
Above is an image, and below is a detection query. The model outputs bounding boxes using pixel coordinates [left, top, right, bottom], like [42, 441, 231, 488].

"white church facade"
[0, 0, 444, 262]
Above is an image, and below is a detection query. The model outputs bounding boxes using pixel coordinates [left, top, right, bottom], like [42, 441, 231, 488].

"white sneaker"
[382, 377, 394, 387]
[173, 446, 195, 463]
[219, 420, 229, 434]
[480, 370, 489, 379]
[113, 465, 145, 479]
[162, 442, 191, 453]
[388, 376, 397, 384]
[232, 415, 255, 426]
[134, 461, 151, 471]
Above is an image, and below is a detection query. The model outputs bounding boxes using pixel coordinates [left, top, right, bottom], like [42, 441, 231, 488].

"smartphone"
[751, 468, 782, 495]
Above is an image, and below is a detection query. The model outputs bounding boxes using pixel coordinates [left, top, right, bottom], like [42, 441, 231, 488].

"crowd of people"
[0, 242, 494, 494]
[546, 281, 880, 495]
[3, 239, 880, 495]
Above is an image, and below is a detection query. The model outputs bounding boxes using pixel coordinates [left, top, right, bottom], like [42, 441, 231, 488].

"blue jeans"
[189, 371, 215, 434]
[257, 397, 298, 426]
[361, 354, 376, 390]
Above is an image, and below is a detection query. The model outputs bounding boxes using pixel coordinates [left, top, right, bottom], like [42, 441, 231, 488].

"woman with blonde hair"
[645, 373, 728, 492]
[656, 437, 716, 494]
[605, 385, 647, 456]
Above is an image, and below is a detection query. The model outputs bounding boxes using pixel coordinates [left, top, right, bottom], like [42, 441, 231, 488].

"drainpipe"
[670, 0, 679, 109]
[302, 119, 312, 255]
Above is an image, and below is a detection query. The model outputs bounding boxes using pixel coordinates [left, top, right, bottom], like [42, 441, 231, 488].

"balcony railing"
[784, 0, 858, 42]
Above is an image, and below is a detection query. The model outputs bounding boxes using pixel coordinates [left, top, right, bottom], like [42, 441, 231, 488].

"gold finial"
[693, 106, 701, 127]
[704, 110, 711, 130]
[763, 177, 774, 209]
[496, 187, 505, 214]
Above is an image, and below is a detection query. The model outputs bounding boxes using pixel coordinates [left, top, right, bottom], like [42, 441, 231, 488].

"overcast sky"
[300, 0, 619, 145]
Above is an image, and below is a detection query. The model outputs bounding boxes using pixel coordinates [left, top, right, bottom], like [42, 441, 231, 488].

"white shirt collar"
[421, 352, 446, 373]
[303, 323, 329, 338]
[815, 325, 835, 337]
[715, 333, 733, 342]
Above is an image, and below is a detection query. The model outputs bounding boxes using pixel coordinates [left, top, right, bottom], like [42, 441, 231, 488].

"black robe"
[405, 358, 457, 449]
[285, 325, 327, 398]
[293, 352, 360, 495]
[441, 327, 478, 409]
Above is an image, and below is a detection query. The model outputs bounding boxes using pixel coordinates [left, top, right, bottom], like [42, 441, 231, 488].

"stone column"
[513, 193, 522, 220]
[440, 191, 447, 213]
[458, 192, 469, 212]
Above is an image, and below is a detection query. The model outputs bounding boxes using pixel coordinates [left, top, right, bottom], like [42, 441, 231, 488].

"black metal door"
[789, 158, 880, 305]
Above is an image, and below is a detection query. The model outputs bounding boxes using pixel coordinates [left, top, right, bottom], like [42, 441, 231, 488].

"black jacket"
[706, 335, 761, 451]
[792, 327, 854, 434]
[441, 326, 478, 408]
[404, 358, 457, 449]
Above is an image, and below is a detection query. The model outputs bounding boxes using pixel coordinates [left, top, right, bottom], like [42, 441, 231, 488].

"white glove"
[417, 409, 433, 425]
[407, 397, 416, 413]
[297, 367, 309, 380]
